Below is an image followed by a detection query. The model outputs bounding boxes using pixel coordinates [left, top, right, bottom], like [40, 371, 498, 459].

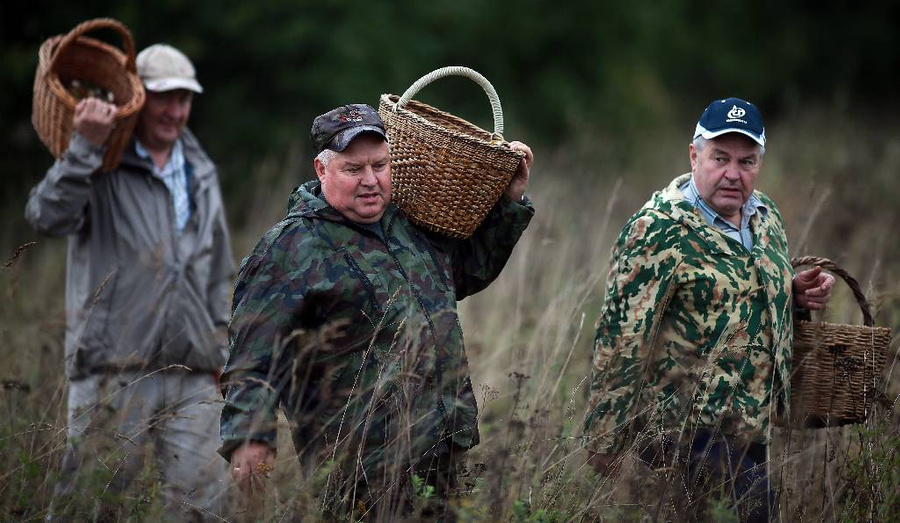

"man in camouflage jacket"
[584, 98, 834, 521]
[219, 104, 534, 517]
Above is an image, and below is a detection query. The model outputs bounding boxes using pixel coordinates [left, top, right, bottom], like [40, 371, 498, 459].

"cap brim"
[329, 125, 387, 152]
[694, 123, 765, 147]
[143, 77, 204, 94]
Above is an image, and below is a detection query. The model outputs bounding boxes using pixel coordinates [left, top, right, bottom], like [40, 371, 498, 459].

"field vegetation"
[1, 105, 898, 520]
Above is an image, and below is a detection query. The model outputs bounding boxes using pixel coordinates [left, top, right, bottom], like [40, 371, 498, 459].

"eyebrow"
[712, 148, 757, 161]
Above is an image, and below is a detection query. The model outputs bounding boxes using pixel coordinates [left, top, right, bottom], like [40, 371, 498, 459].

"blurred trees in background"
[2, 0, 898, 235]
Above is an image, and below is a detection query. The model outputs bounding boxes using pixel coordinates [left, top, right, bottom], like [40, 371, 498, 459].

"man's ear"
[314, 158, 326, 181]
[688, 143, 698, 172]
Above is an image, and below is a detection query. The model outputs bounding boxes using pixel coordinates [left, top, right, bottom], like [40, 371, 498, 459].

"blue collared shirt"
[136, 139, 191, 232]
[680, 177, 767, 251]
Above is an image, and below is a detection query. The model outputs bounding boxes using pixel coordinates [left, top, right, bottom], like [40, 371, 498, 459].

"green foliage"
[707, 497, 741, 523]
[3, 1, 900, 236]
[411, 473, 436, 500]
[841, 421, 900, 521]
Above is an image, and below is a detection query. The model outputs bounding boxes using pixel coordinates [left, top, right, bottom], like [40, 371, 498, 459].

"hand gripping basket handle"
[395, 66, 507, 141]
[791, 256, 875, 327]
[49, 18, 138, 74]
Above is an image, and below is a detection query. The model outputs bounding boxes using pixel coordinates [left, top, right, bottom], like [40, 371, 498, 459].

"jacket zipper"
[380, 214, 449, 424]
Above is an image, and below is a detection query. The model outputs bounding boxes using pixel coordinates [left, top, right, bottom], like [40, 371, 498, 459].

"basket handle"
[395, 66, 507, 142]
[49, 18, 138, 75]
[791, 256, 875, 327]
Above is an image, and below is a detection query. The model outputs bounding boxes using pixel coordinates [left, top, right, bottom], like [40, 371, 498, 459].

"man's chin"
[354, 207, 386, 223]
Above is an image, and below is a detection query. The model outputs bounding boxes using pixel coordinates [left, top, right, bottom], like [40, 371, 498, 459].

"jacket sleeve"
[25, 133, 105, 236]
[583, 212, 681, 455]
[218, 228, 308, 460]
[447, 195, 534, 300]
[206, 178, 236, 329]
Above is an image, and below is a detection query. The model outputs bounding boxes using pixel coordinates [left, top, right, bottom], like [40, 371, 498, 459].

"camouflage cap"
[310, 104, 387, 153]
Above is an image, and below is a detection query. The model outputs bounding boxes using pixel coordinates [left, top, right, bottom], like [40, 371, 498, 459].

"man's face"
[316, 134, 391, 224]
[136, 89, 193, 150]
[689, 133, 763, 222]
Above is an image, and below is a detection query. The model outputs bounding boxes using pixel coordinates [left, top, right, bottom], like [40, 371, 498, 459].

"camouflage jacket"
[584, 173, 794, 455]
[220, 180, 533, 470]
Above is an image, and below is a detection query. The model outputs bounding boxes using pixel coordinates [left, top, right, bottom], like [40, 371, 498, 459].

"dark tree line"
[2, 0, 898, 237]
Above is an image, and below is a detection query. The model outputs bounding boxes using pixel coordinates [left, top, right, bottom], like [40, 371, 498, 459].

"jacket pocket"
[153, 274, 222, 372]
[70, 268, 119, 376]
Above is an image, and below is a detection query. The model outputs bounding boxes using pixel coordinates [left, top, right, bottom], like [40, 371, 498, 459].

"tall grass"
[1, 108, 898, 520]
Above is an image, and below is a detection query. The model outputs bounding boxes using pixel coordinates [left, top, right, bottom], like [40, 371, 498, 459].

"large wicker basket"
[32, 18, 146, 172]
[786, 256, 892, 428]
[379, 66, 524, 239]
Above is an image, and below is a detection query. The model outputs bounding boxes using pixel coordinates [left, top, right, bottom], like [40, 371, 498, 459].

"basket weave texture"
[32, 18, 145, 172]
[378, 67, 523, 239]
[787, 256, 892, 428]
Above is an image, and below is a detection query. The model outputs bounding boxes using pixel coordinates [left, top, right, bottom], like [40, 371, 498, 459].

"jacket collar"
[653, 173, 771, 255]
[287, 179, 400, 232]
[120, 128, 216, 189]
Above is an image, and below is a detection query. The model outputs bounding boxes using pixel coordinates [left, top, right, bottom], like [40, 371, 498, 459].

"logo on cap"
[338, 109, 365, 123]
[727, 105, 745, 119]
[310, 104, 387, 153]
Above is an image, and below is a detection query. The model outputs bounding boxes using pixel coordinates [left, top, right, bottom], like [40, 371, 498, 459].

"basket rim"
[38, 35, 145, 118]
[794, 319, 892, 332]
[380, 93, 524, 161]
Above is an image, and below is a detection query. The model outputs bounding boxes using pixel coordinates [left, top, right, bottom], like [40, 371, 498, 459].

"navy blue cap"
[694, 97, 765, 147]
[310, 104, 387, 153]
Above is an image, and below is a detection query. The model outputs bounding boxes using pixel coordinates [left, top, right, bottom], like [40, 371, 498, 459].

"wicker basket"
[32, 18, 146, 172]
[785, 256, 892, 428]
[378, 66, 524, 239]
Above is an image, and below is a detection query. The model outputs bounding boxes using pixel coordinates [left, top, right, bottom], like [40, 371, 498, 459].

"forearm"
[219, 369, 280, 460]
[585, 336, 647, 455]
[451, 195, 534, 298]
[584, 212, 679, 454]
[25, 133, 103, 236]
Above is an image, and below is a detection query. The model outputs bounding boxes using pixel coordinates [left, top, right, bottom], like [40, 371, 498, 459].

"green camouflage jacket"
[584, 173, 794, 455]
[220, 180, 533, 472]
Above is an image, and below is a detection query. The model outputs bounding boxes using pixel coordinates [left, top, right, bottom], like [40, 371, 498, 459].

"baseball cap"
[310, 104, 386, 153]
[136, 44, 203, 94]
[693, 97, 765, 147]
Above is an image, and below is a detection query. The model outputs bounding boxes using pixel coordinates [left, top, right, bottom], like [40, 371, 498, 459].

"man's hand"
[587, 450, 620, 476]
[505, 141, 534, 202]
[73, 97, 118, 147]
[231, 441, 276, 495]
[793, 266, 836, 310]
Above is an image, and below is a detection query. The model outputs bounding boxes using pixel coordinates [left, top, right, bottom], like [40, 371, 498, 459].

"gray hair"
[316, 148, 337, 167]
[693, 135, 766, 157]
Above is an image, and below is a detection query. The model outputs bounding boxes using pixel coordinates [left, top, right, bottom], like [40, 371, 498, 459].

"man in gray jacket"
[26, 43, 234, 520]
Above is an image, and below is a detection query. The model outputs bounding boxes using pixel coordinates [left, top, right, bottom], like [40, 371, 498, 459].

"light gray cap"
[136, 43, 203, 94]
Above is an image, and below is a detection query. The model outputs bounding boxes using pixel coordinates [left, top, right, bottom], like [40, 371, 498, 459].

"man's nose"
[724, 163, 741, 180]
[165, 101, 186, 118]
[360, 167, 377, 185]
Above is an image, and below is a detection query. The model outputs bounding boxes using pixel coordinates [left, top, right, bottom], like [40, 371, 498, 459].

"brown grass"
[1, 107, 898, 520]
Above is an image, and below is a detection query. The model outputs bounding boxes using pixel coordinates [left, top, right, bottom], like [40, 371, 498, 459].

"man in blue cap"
[584, 98, 834, 521]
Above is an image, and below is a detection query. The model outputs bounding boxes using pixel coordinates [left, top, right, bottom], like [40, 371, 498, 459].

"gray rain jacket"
[25, 130, 235, 379]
